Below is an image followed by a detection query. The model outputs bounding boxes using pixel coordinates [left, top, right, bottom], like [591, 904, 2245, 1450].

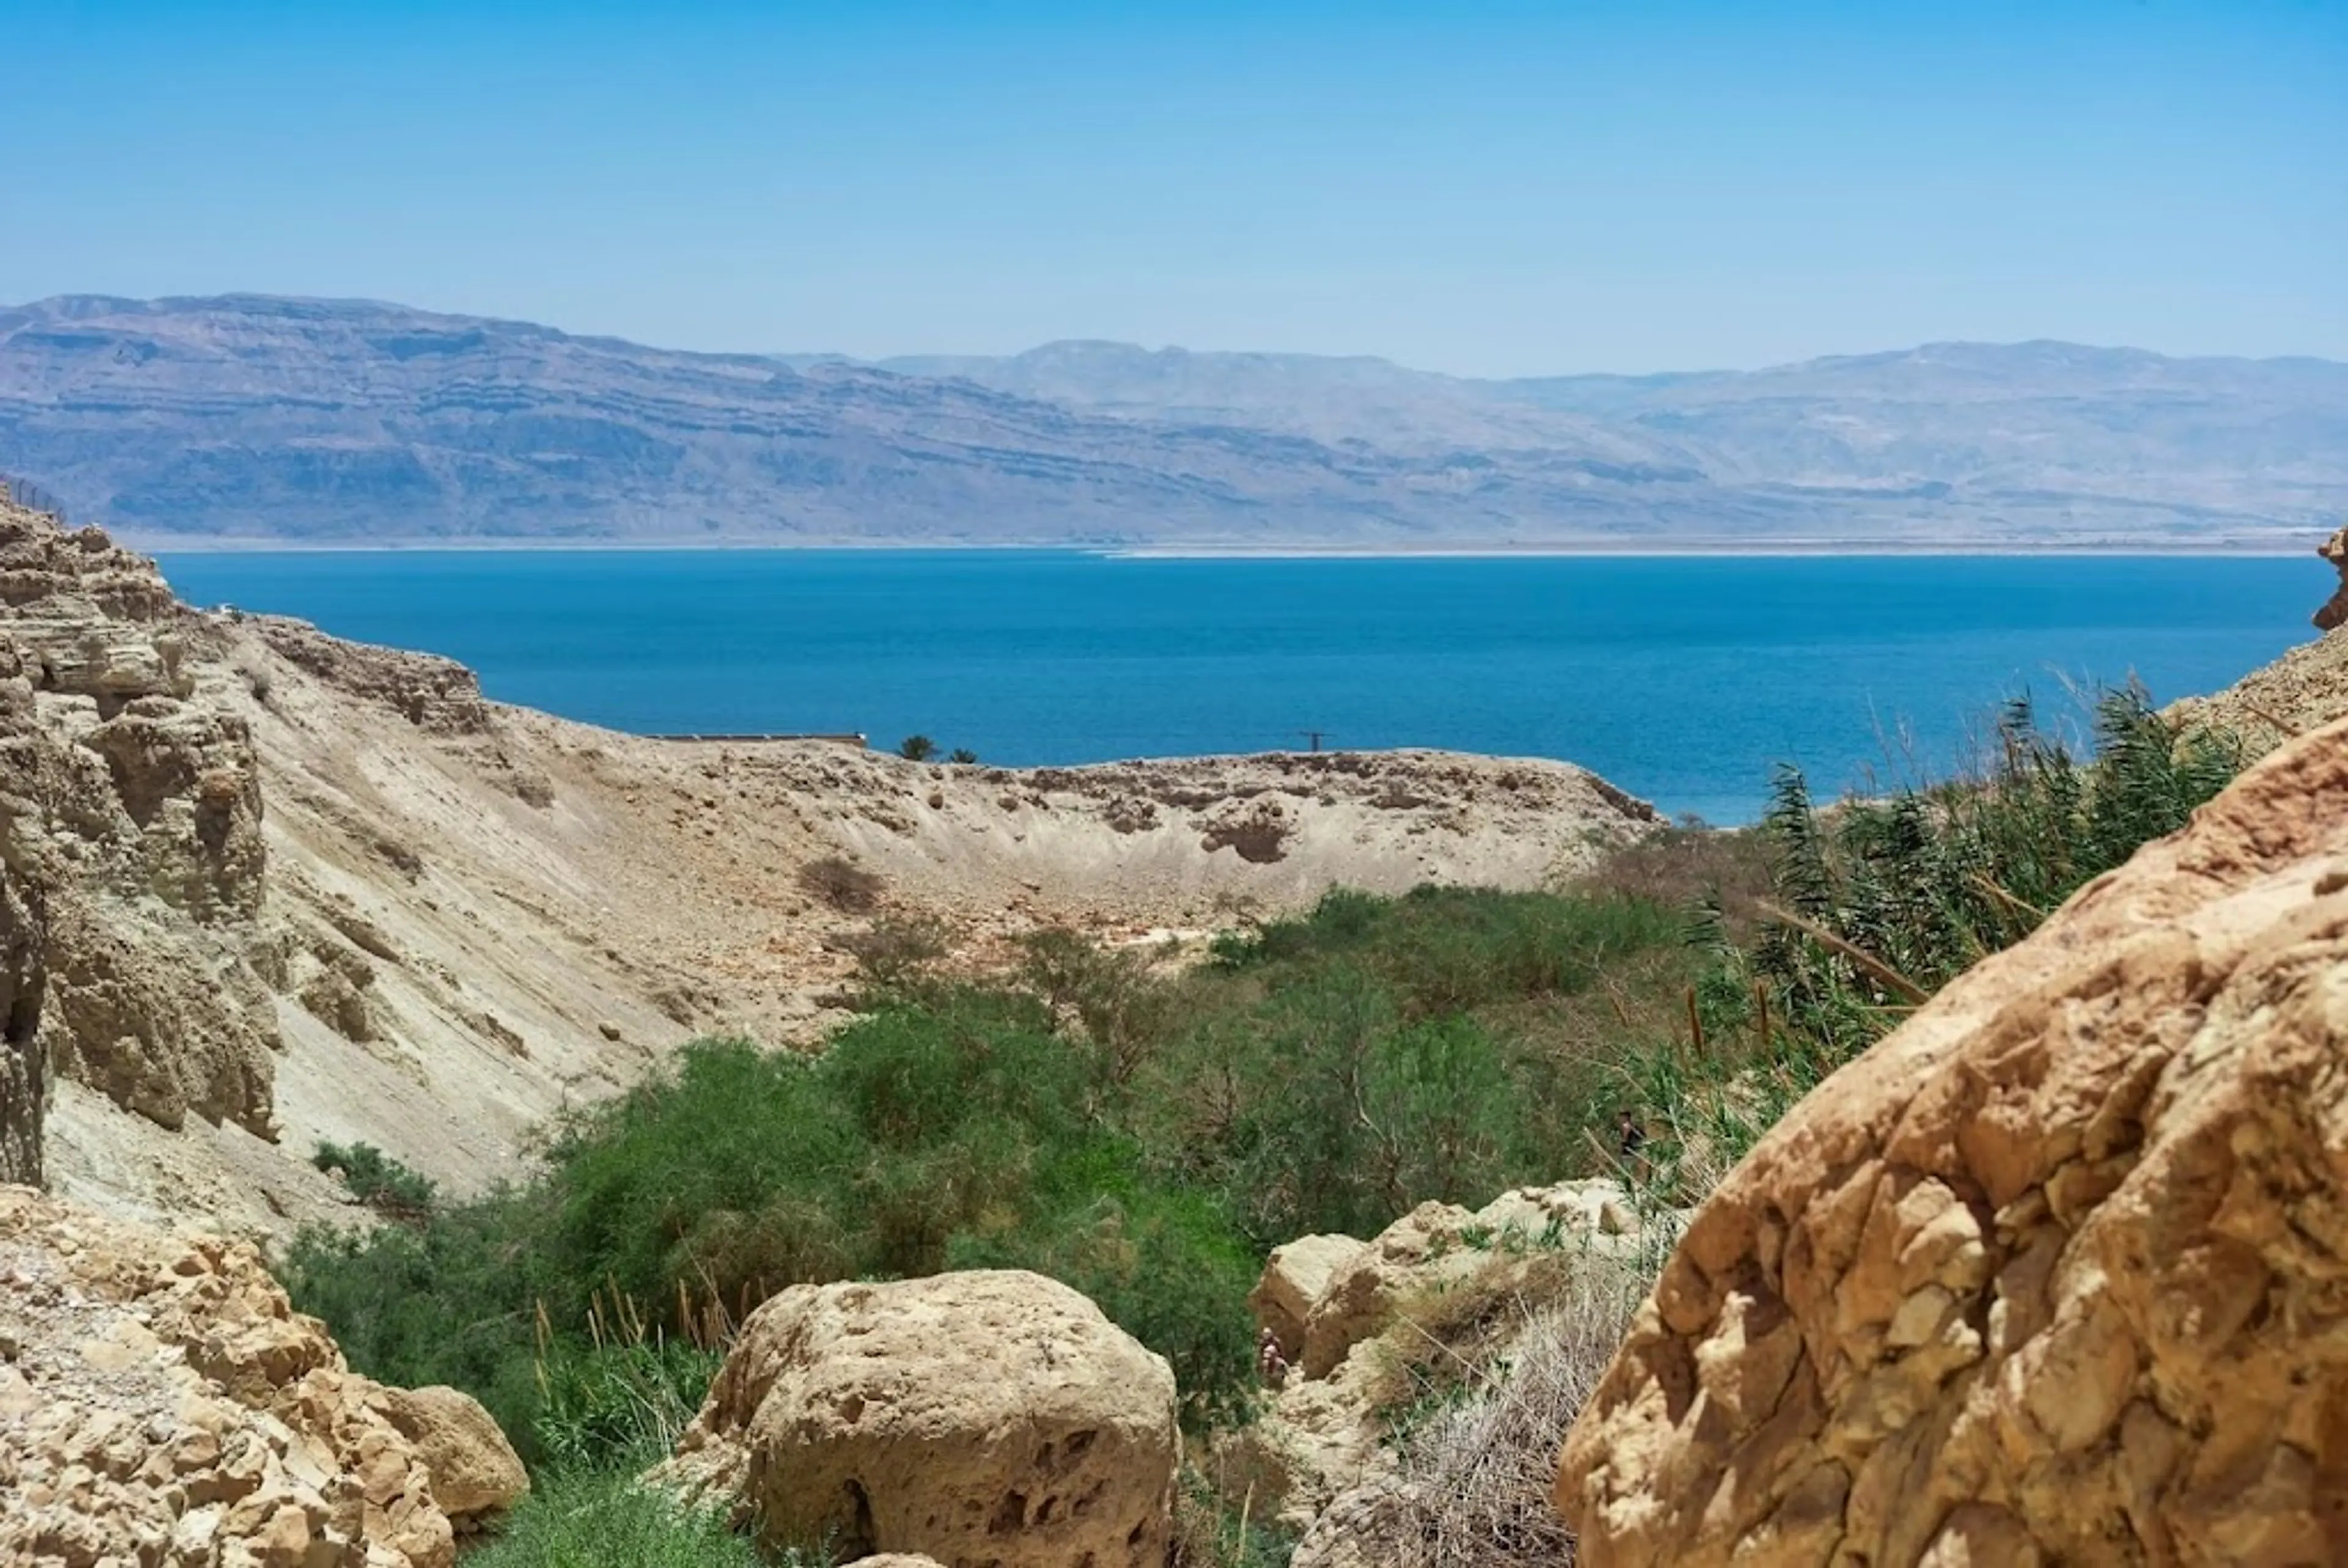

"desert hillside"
[0, 490, 1660, 1237]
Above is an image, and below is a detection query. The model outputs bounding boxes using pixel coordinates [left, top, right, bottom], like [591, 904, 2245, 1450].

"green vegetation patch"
[281, 683, 2245, 1567]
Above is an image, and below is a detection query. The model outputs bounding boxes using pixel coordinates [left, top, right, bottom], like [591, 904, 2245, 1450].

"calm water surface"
[155, 551, 2319, 825]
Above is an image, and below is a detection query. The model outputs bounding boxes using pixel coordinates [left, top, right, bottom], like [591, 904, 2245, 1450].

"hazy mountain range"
[3, 293, 2342, 548]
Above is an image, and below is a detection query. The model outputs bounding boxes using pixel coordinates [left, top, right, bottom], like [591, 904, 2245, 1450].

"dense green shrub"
[1615, 686, 2247, 1193]
[287, 887, 1692, 1444]
[311, 1140, 438, 1223]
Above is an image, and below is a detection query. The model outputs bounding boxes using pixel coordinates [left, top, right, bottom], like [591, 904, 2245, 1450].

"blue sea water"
[155, 550, 2320, 826]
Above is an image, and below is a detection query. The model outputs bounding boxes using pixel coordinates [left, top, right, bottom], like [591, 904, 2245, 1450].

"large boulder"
[1249, 1232, 1364, 1363]
[663, 1270, 1179, 1567]
[0, 1184, 525, 1566]
[367, 1383, 533, 1531]
[1302, 1201, 1478, 1380]
[1557, 718, 2348, 1567]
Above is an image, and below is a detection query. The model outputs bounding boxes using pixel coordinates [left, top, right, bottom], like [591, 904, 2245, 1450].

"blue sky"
[2, 1, 2341, 375]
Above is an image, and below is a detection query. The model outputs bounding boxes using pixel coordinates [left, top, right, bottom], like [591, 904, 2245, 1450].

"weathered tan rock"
[251, 616, 492, 734]
[1299, 1182, 1642, 1380]
[0, 650, 48, 1183]
[663, 1270, 1178, 1566]
[0, 1183, 523, 1566]
[2169, 528, 2348, 757]
[2316, 523, 2348, 631]
[1228, 1180, 1652, 1538]
[1218, 1343, 1396, 1531]
[1249, 1232, 1364, 1362]
[1302, 1201, 1477, 1379]
[1557, 717, 2348, 1567]
[367, 1384, 530, 1527]
[0, 494, 283, 1155]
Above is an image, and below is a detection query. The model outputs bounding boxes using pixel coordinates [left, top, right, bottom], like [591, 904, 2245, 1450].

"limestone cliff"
[0, 501, 275, 1183]
[1557, 715, 2348, 1566]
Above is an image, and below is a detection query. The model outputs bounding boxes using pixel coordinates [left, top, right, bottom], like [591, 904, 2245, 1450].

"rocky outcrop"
[1249, 1233, 1364, 1365]
[0, 1184, 525, 1566]
[1299, 1182, 1637, 1382]
[0, 494, 280, 1157]
[663, 1270, 1179, 1566]
[1233, 1181, 1646, 1534]
[366, 1385, 531, 1525]
[2316, 523, 2348, 631]
[1, 637, 53, 1183]
[249, 617, 491, 735]
[1557, 717, 2348, 1567]
[2169, 526, 2348, 757]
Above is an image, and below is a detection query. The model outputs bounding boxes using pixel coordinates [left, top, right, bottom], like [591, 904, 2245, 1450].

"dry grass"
[1568, 821, 1774, 943]
[796, 853, 884, 913]
[1326, 1241, 1666, 1567]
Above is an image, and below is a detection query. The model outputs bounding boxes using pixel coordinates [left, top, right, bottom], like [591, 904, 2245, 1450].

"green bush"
[533, 1334, 722, 1473]
[1607, 685, 2248, 1194]
[467, 1467, 767, 1568]
[289, 886, 1694, 1442]
[282, 1187, 550, 1450]
[311, 1139, 438, 1223]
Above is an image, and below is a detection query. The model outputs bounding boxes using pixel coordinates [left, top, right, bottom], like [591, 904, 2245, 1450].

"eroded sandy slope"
[4, 495, 1660, 1236]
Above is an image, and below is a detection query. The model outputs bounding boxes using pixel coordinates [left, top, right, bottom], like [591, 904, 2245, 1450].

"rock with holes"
[1557, 716, 2348, 1566]
[661, 1270, 1178, 1567]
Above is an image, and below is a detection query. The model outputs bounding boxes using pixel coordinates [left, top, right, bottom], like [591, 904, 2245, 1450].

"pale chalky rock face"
[0, 1184, 525, 1567]
[0, 495, 277, 1179]
[1247, 1232, 1364, 1363]
[1557, 718, 2348, 1567]
[663, 1270, 1178, 1567]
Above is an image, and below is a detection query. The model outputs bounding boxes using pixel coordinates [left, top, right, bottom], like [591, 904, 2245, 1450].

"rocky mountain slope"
[2166, 523, 2348, 753]
[0, 490, 1659, 1237]
[7, 295, 2341, 548]
[1557, 710, 2348, 1566]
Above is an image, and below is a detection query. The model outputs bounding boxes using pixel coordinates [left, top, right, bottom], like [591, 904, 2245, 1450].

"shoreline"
[131, 537, 2322, 559]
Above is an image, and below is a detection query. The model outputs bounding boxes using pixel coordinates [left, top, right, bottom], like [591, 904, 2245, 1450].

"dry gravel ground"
[44, 603, 1661, 1239]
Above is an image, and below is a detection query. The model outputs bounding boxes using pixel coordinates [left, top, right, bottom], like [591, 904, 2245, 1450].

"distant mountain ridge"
[2, 294, 2341, 548]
